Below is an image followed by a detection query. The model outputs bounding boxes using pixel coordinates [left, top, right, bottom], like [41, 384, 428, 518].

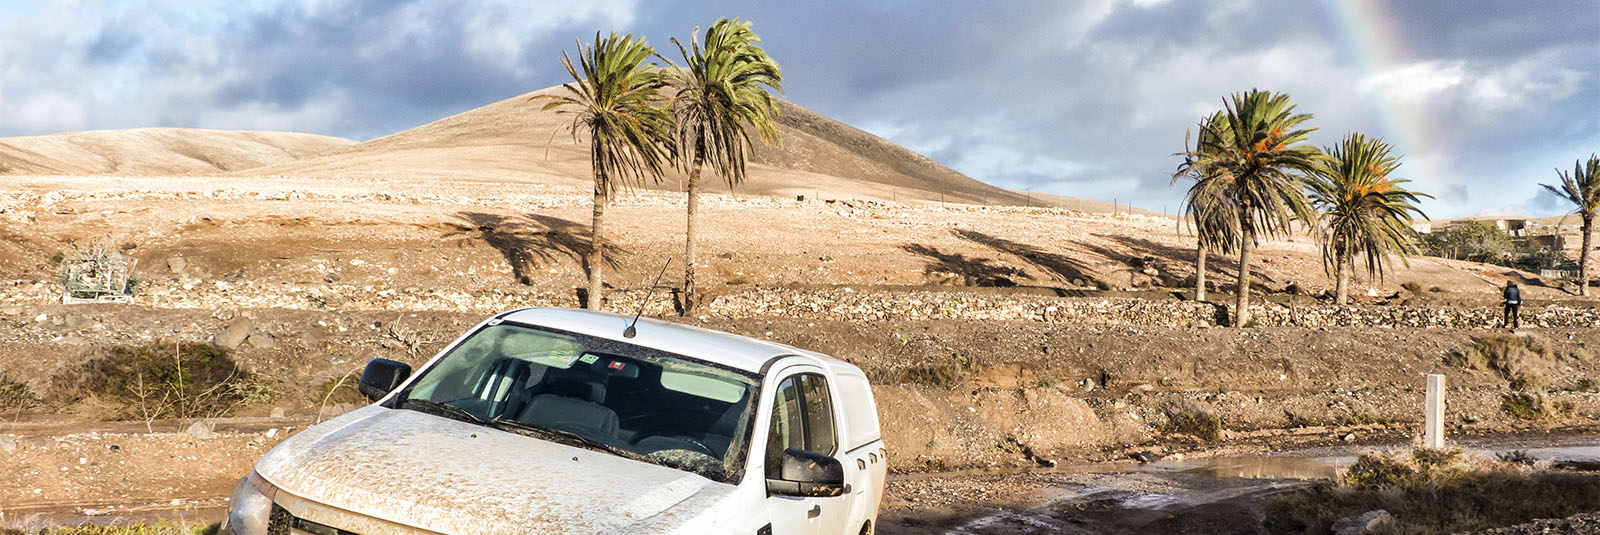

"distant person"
[1503, 281, 1521, 329]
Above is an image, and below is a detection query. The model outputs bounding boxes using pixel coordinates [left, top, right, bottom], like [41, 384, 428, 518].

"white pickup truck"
[222, 307, 888, 535]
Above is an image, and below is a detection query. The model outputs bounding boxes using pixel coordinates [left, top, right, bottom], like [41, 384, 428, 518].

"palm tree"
[1541, 154, 1600, 296]
[664, 18, 782, 312]
[1180, 89, 1321, 326]
[1174, 111, 1240, 302]
[538, 32, 676, 310]
[1306, 133, 1431, 305]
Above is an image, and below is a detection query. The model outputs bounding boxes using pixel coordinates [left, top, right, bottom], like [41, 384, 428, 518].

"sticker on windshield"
[579, 354, 599, 364]
[608, 360, 626, 371]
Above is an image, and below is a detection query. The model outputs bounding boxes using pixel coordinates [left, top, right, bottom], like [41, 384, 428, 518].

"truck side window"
[766, 376, 805, 478]
[799, 375, 837, 455]
[765, 373, 840, 479]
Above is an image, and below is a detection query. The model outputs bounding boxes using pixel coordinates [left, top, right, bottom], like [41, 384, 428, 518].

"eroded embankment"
[1, 300, 1596, 470]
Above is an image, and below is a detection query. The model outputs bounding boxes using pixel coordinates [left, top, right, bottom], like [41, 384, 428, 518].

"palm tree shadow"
[1089, 233, 1247, 279]
[950, 229, 1098, 284]
[900, 244, 1026, 286]
[447, 212, 625, 285]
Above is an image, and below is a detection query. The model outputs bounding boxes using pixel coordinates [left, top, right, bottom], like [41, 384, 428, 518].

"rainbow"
[1314, 0, 1438, 186]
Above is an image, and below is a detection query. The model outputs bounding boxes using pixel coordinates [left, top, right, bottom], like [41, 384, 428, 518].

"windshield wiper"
[487, 418, 648, 462]
[401, 398, 485, 425]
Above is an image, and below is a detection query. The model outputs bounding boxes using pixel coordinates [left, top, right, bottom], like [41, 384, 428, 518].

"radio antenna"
[624, 258, 671, 339]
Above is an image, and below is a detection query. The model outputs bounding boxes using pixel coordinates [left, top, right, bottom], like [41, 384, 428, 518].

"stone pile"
[8, 273, 1599, 329]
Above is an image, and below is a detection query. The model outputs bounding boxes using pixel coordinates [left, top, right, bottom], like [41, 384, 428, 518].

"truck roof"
[496, 307, 857, 376]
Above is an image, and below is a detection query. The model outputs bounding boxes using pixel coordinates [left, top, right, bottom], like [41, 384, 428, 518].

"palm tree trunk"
[1581, 214, 1594, 297]
[587, 187, 607, 310]
[1195, 244, 1208, 302]
[1236, 232, 1254, 327]
[683, 160, 704, 312]
[1334, 255, 1350, 305]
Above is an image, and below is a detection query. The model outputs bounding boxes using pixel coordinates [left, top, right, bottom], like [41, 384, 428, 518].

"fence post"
[1423, 374, 1445, 449]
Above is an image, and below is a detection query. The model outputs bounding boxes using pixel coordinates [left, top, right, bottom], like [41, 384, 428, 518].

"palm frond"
[665, 17, 783, 187]
[1176, 89, 1322, 244]
[1307, 133, 1432, 281]
[1541, 153, 1600, 219]
[534, 32, 676, 198]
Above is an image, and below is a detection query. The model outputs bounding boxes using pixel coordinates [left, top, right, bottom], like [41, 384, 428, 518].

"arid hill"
[0, 128, 353, 176]
[243, 88, 1036, 206]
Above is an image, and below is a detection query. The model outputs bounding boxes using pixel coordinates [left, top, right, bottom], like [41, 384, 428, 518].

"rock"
[1128, 451, 1162, 463]
[166, 257, 187, 274]
[1077, 378, 1095, 393]
[63, 314, 92, 329]
[0, 435, 15, 453]
[0, 307, 20, 316]
[269, 407, 286, 419]
[214, 318, 253, 349]
[185, 421, 216, 440]
[246, 332, 275, 349]
[299, 329, 325, 347]
[264, 428, 279, 439]
[1342, 433, 1356, 442]
[34, 313, 48, 323]
[323, 272, 342, 283]
[1333, 510, 1392, 535]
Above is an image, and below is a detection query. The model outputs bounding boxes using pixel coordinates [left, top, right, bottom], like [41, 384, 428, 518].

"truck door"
[764, 370, 852, 535]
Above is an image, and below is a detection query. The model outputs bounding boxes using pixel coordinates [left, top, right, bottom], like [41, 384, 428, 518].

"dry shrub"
[1501, 392, 1570, 420]
[1565, 378, 1598, 393]
[50, 342, 265, 420]
[1163, 399, 1222, 441]
[1266, 450, 1600, 534]
[0, 375, 39, 411]
[1, 521, 219, 535]
[900, 355, 978, 387]
[1445, 334, 1558, 391]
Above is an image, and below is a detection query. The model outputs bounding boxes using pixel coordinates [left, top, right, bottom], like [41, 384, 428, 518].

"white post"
[1423, 374, 1445, 449]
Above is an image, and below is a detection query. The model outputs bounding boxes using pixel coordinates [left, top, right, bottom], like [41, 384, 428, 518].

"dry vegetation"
[1265, 449, 1600, 534]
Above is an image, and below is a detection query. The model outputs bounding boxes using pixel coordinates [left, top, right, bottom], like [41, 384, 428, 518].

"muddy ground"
[2, 175, 1598, 532]
[1, 300, 1596, 532]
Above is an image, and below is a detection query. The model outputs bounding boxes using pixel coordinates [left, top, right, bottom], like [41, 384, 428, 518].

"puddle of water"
[1514, 445, 1600, 462]
[1166, 455, 1351, 480]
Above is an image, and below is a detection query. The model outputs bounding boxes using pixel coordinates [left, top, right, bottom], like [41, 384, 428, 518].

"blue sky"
[1, 0, 1596, 218]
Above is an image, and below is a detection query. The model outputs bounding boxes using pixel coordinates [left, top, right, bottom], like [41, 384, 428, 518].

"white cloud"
[1358, 61, 1467, 105]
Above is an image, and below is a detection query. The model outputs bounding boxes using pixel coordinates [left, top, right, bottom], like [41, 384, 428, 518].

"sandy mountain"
[244, 88, 1050, 207]
[0, 128, 354, 176]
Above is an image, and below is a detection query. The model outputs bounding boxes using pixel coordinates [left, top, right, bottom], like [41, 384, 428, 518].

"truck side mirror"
[766, 448, 849, 498]
[358, 358, 412, 401]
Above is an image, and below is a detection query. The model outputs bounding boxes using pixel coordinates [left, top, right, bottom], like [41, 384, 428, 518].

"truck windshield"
[396, 322, 759, 483]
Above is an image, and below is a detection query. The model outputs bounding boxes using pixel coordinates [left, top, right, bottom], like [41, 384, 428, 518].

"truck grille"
[269, 504, 364, 535]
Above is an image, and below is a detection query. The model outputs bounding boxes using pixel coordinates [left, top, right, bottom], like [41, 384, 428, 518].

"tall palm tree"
[665, 18, 782, 312]
[538, 32, 676, 310]
[1180, 89, 1321, 326]
[1174, 111, 1240, 302]
[1306, 133, 1431, 305]
[1542, 154, 1600, 296]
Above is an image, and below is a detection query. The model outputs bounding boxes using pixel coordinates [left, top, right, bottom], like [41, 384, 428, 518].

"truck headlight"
[222, 471, 277, 535]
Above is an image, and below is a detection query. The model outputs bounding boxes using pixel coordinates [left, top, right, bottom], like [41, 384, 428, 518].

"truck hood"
[256, 406, 739, 534]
